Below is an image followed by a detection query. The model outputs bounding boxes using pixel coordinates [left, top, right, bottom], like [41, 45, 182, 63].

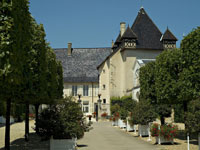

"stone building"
[55, 7, 177, 116]
[97, 7, 177, 115]
[54, 44, 112, 116]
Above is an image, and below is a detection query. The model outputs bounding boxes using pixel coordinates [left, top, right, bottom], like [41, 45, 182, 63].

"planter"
[50, 137, 76, 150]
[127, 123, 134, 132]
[0, 116, 14, 124]
[138, 124, 149, 137]
[126, 120, 136, 132]
[112, 120, 118, 126]
[156, 136, 174, 145]
[118, 119, 126, 129]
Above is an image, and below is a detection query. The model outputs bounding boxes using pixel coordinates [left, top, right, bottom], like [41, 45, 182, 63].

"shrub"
[130, 100, 157, 125]
[185, 99, 200, 134]
[37, 97, 86, 139]
[110, 104, 120, 115]
[160, 124, 178, 140]
[151, 123, 178, 140]
[150, 123, 159, 137]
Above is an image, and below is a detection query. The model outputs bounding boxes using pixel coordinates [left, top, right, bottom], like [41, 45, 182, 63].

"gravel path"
[0, 120, 49, 150]
[77, 121, 161, 150]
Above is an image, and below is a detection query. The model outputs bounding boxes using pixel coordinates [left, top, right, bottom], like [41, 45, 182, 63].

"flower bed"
[151, 123, 178, 144]
[101, 112, 108, 119]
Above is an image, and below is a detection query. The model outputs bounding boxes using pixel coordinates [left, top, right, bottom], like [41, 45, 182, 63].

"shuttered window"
[83, 85, 89, 96]
[72, 85, 77, 96]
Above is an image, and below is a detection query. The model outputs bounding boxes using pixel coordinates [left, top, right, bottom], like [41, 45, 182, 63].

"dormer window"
[161, 28, 178, 50]
[120, 26, 137, 49]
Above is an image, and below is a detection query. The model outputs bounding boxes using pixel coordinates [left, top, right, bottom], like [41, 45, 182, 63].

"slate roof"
[161, 28, 178, 41]
[121, 26, 137, 40]
[54, 48, 112, 83]
[115, 34, 121, 44]
[131, 8, 164, 50]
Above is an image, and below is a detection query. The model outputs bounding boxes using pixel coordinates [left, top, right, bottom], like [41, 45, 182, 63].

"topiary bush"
[37, 96, 86, 139]
[130, 100, 157, 125]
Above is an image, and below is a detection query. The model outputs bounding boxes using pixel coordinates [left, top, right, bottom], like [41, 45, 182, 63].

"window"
[103, 69, 105, 73]
[94, 85, 99, 96]
[83, 101, 89, 113]
[103, 84, 106, 90]
[103, 99, 106, 104]
[83, 85, 89, 96]
[72, 85, 77, 96]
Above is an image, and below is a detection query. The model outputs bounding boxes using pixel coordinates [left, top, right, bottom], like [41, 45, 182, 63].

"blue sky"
[29, 0, 200, 48]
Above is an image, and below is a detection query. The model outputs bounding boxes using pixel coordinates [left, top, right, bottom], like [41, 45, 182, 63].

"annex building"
[54, 7, 177, 116]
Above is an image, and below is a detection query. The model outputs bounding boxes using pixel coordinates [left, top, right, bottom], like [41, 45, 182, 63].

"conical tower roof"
[131, 7, 163, 49]
[121, 26, 137, 40]
[161, 28, 178, 41]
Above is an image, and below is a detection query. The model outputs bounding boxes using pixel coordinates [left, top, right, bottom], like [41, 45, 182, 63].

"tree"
[140, 61, 171, 125]
[0, 0, 32, 149]
[185, 99, 200, 134]
[37, 96, 85, 140]
[130, 100, 157, 125]
[179, 27, 200, 111]
[110, 95, 137, 120]
[120, 95, 137, 120]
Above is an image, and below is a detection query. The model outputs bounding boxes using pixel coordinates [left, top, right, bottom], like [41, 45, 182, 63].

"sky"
[29, 0, 200, 49]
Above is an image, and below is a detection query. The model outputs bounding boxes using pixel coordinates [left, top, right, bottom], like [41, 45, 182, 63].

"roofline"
[97, 46, 163, 69]
[53, 47, 111, 50]
[120, 47, 164, 52]
[131, 8, 163, 35]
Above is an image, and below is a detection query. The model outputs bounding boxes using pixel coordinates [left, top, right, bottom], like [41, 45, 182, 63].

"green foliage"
[151, 123, 178, 140]
[140, 61, 171, 124]
[37, 96, 85, 139]
[130, 100, 157, 125]
[0, 101, 6, 116]
[11, 103, 25, 122]
[179, 27, 200, 102]
[110, 104, 120, 116]
[155, 49, 183, 104]
[140, 61, 157, 103]
[150, 123, 159, 137]
[185, 99, 200, 133]
[173, 104, 184, 123]
[159, 124, 178, 140]
[110, 95, 136, 120]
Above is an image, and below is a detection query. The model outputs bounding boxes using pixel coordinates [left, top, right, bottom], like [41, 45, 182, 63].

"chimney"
[111, 40, 114, 47]
[68, 42, 72, 56]
[120, 22, 126, 37]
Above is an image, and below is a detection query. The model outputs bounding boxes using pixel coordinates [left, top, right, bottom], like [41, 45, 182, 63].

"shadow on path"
[0, 133, 49, 150]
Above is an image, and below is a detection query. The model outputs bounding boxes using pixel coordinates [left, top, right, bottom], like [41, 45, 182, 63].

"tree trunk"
[5, 98, 11, 150]
[160, 115, 165, 125]
[25, 102, 29, 141]
[34, 104, 39, 134]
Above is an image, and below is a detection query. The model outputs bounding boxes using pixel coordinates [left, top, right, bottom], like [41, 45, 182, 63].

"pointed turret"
[131, 7, 163, 49]
[121, 26, 137, 48]
[161, 28, 178, 49]
[112, 33, 121, 49]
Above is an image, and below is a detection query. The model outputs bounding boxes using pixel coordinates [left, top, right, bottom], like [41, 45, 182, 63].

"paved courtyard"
[77, 121, 160, 150]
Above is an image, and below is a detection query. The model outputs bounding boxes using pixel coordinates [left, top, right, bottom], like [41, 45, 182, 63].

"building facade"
[97, 7, 177, 115]
[54, 45, 112, 116]
[55, 7, 177, 116]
